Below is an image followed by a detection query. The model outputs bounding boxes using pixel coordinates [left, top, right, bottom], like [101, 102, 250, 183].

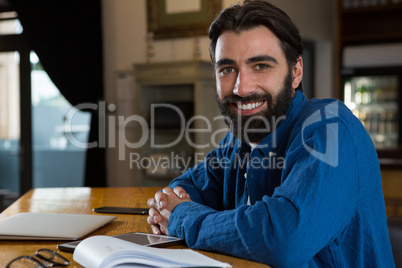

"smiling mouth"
[235, 101, 264, 111]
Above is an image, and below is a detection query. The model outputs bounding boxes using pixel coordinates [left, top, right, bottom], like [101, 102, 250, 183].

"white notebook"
[74, 235, 231, 268]
[0, 213, 116, 240]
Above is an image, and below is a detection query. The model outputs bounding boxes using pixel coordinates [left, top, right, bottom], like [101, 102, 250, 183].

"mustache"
[221, 93, 272, 105]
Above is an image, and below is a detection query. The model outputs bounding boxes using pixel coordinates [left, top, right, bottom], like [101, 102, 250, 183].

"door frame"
[0, 33, 33, 194]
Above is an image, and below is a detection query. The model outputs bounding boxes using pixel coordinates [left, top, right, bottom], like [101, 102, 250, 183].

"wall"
[102, 0, 336, 187]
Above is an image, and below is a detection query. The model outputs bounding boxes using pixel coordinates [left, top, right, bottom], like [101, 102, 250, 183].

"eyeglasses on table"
[6, 249, 70, 268]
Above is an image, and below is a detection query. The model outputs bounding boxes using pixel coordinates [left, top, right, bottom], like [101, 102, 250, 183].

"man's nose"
[233, 70, 254, 97]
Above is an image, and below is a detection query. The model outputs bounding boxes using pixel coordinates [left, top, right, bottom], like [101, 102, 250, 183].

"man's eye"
[255, 64, 268, 70]
[221, 67, 235, 74]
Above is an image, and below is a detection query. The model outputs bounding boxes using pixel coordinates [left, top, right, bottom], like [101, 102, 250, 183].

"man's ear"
[292, 57, 303, 90]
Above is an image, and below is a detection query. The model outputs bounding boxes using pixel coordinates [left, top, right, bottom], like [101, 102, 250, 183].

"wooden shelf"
[341, 4, 402, 45]
[342, 33, 402, 46]
[377, 148, 402, 168]
[341, 3, 402, 13]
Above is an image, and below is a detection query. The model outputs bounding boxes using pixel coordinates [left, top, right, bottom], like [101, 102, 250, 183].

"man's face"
[214, 26, 303, 143]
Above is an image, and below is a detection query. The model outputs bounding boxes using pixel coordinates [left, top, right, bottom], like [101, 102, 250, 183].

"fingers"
[148, 188, 187, 236]
[162, 187, 174, 195]
[173, 186, 190, 199]
[147, 197, 156, 209]
[151, 224, 162, 235]
[147, 207, 169, 235]
[152, 190, 168, 210]
[162, 186, 189, 199]
[147, 207, 161, 224]
[148, 187, 190, 215]
[147, 207, 163, 235]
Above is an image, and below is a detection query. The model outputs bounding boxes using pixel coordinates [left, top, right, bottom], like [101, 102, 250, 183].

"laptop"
[0, 213, 116, 240]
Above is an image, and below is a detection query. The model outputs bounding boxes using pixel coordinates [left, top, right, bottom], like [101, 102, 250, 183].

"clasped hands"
[147, 186, 191, 235]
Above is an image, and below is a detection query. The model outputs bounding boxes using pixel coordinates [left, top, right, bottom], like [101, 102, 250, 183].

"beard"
[215, 68, 294, 144]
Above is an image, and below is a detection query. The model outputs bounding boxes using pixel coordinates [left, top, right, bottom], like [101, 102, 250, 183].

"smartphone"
[93, 206, 149, 215]
[57, 232, 184, 253]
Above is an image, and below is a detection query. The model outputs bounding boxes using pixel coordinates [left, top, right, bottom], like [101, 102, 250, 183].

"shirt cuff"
[168, 201, 216, 241]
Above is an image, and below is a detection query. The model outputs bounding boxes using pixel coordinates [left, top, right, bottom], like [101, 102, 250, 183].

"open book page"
[73, 235, 232, 268]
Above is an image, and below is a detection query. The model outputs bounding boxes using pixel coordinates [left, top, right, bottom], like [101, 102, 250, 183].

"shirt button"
[244, 173, 247, 179]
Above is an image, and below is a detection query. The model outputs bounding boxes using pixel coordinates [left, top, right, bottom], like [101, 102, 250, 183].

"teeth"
[237, 101, 263, 111]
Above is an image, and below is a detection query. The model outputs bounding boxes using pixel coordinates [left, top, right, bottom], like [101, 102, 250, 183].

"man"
[147, 1, 394, 267]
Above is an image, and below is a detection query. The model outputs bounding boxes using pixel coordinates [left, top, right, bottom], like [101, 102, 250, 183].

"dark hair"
[209, 0, 303, 89]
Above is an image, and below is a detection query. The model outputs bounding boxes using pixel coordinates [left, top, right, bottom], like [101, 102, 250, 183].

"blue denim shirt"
[168, 91, 394, 267]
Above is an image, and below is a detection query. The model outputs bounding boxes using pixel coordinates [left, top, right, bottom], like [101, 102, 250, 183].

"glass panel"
[0, 51, 20, 211]
[31, 52, 90, 187]
[344, 75, 399, 148]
